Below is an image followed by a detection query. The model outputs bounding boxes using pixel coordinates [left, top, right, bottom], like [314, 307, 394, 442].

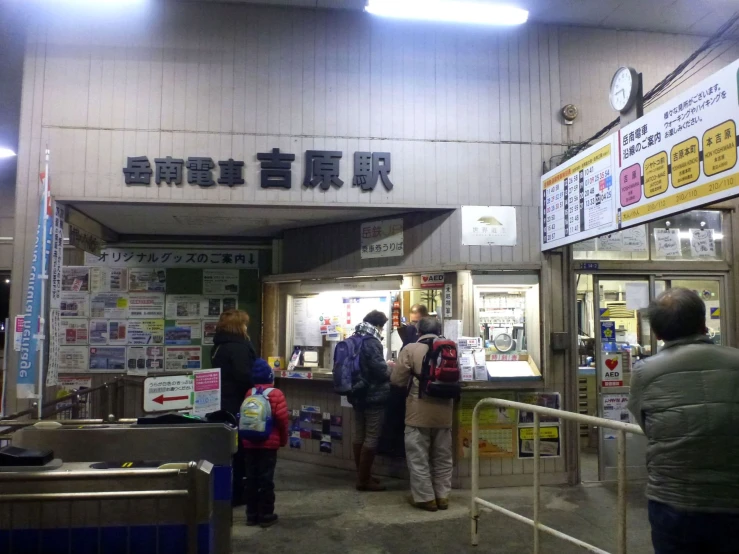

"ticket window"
[472, 274, 541, 379]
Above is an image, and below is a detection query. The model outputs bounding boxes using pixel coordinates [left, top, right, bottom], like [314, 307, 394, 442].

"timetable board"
[542, 137, 618, 250]
[542, 57, 739, 252]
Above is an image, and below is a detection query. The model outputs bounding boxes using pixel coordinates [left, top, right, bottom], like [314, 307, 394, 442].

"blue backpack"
[238, 387, 274, 441]
[332, 335, 369, 396]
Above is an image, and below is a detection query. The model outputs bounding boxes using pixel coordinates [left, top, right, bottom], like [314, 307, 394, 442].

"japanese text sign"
[461, 206, 517, 246]
[143, 375, 194, 412]
[541, 57, 739, 251]
[84, 248, 258, 268]
[360, 218, 404, 259]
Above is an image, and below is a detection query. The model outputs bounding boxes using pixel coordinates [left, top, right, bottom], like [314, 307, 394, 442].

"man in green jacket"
[628, 288, 739, 554]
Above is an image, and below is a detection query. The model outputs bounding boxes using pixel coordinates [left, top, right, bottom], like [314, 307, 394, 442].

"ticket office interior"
[573, 208, 732, 481]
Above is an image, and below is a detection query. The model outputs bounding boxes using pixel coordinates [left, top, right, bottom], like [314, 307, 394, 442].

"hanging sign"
[143, 375, 194, 412]
[461, 206, 517, 246]
[360, 218, 404, 259]
[443, 284, 453, 318]
[420, 274, 445, 289]
[542, 57, 739, 251]
[84, 248, 258, 268]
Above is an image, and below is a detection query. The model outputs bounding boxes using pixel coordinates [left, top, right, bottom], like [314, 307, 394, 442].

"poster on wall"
[202, 321, 217, 345]
[203, 269, 239, 295]
[166, 295, 203, 319]
[90, 292, 128, 319]
[59, 318, 89, 345]
[55, 377, 92, 418]
[457, 392, 516, 458]
[129, 268, 167, 292]
[518, 425, 561, 458]
[165, 320, 201, 345]
[89, 320, 128, 346]
[89, 346, 127, 371]
[90, 267, 128, 293]
[517, 393, 561, 424]
[47, 309, 61, 386]
[602, 393, 632, 439]
[360, 218, 404, 259]
[201, 296, 237, 318]
[461, 206, 518, 246]
[50, 203, 65, 309]
[85, 248, 259, 268]
[127, 346, 164, 375]
[689, 229, 716, 257]
[60, 292, 90, 318]
[192, 368, 221, 417]
[128, 319, 165, 345]
[62, 267, 90, 292]
[165, 346, 202, 371]
[128, 293, 165, 318]
[59, 346, 90, 373]
[293, 297, 322, 347]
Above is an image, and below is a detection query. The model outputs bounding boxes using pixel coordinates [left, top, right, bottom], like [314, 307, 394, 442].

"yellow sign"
[703, 120, 737, 177]
[117, 297, 128, 308]
[268, 357, 285, 371]
[670, 137, 700, 188]
[643, 151, 669, 198]
[459, 426, 515, 459]
[519, 426, 559, 440]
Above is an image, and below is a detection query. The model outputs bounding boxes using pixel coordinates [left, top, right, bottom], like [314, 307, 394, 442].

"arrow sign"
[249, 253, 255, 265]
[152, 394, 190, 405]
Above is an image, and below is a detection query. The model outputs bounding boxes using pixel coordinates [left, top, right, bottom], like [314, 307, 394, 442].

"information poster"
[165, 346, 202, 371]
[293, 297, 322, 347]
[457, 392, 516, 458]
[166, 295, 203, 319]
[56, 377, 92, 418]
[89, 320, 127, 345]
[60, 292, 90, 318]
[62, 267, 90, 292]
[518, 425, 561, 458]
[201, 296, 237, 318]
[542, 138, 617, 250]
[47, 309, 61, 387]
[59, 318, 89, 345]
[622, 226, 648, 252]
[128, 293, 165, 318]
[50, 203, 65, 309]
[602, 393, 632, 439]
[689, 228, 716, 257]
[517, 392, 561, 424]
[90, 293, 128, 319]
[89, 346, 127, 371]
[129, 268, 167, 292]
[59, 346, 89, 372]
[165, 320, 201, 345]
[192, 368, 221, 417]
[653, 228, 682, 258]
[203, 269, 239, 295]
[128, 319, 165, 345]
[127, 345, 164, 375]
[202, 321, 217, 345]
[90, 267, 128, 293]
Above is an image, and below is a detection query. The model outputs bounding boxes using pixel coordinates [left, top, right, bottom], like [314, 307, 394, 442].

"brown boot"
[409, 497, 438, 512]
[353, 443, 380, 485]
[356, 447, 386, 492]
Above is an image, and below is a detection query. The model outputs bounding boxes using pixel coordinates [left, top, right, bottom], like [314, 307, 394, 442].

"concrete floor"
[232, 459, 653, 554]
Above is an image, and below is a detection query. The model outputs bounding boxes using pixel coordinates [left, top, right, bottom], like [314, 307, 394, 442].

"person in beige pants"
[391, 317, 454, 512]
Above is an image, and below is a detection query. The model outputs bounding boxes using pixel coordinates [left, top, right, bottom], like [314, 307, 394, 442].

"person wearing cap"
[241, 359, 289, 528]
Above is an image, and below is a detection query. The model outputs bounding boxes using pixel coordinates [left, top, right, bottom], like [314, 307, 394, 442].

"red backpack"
[411, 337, 461, 400]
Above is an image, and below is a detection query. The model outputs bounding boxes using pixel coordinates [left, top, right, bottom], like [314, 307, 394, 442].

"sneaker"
[260, 514, 279, 528]
[436, 498, 449, 510]
[408, 497, 438, 512]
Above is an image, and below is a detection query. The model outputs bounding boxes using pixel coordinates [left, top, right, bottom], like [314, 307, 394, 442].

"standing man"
[628, 288, 739, 554]
[398, 303, 428, 346]
[392, 316, 454, 512]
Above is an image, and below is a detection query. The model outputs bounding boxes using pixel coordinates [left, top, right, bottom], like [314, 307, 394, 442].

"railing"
[470, 398, 645, 554]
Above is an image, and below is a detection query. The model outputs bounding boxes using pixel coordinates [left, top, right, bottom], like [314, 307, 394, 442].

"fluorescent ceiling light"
[365, 0, 528, 26]
[0, 148, 16, 159]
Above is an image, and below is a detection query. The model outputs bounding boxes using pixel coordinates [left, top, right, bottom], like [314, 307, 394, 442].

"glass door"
[654, 278, 725, 345]
[594, 277, 650, 481]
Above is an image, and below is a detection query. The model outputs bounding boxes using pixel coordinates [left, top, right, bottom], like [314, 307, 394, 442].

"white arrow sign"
[143, 375, 193, 412]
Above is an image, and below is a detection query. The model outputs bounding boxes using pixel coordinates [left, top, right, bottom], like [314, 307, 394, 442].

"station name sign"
[123, 149, 394, 192]
[541, 57, 739, 251]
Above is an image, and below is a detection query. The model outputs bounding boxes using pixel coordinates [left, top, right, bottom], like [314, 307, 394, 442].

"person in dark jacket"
[397, 304, 428, 346]
[351, 310, 391, 492]
[211, 309, 256, 506]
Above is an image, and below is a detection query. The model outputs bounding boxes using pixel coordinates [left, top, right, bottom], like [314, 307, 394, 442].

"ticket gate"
[12, 422, 236, 554]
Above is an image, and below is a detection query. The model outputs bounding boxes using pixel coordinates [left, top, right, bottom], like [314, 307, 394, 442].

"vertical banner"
[17, 158, 53, 399]
[50, 202, 65, 309]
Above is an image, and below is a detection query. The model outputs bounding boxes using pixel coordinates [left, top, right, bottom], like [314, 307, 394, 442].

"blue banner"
[17, 193, 52, 399]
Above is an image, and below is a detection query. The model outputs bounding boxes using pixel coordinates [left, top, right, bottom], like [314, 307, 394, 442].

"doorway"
[576, 273, 727, 482]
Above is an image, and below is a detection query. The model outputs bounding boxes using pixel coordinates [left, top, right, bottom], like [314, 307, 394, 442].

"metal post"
[533, 412, 541, 554]
[617, 429, 627, 554]
[471, 402, 480, 546]
[187, 462, 199, 554]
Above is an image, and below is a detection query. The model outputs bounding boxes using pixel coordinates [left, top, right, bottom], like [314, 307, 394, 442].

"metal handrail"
[470, 397, 644, 554]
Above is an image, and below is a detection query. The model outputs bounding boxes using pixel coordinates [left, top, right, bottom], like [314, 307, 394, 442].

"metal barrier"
[470, 398, 645, 554]
[0, 461, 213, 554]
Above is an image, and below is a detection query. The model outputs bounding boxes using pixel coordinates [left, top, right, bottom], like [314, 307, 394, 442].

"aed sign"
[600, 353, 623, 388]
[421, 274, 445, 289]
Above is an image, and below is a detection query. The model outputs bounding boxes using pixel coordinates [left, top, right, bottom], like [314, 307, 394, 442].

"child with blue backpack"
[239, 358, 289, 527]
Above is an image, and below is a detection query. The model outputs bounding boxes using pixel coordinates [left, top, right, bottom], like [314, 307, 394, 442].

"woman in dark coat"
[211, 309, 256, 505]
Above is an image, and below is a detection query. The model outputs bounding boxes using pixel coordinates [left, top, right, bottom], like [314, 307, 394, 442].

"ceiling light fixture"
[0, 148, 16, 159]
[365, 0, 528, 26]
